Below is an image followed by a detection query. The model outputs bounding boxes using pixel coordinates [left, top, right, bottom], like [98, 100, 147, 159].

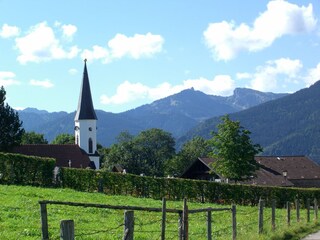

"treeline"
[99, 129, 211, 177]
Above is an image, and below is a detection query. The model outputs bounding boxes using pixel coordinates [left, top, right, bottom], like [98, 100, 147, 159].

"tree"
[134, 128, 176, 176]
[103, 131, 139, 172]
[0, 86, 25, 151]
[103, 129, 176, 176]
[208, 115, 262, 182]
[51, 133, 74, 144]
[165, 136, 210, 176]
[21, 131, 48, 144]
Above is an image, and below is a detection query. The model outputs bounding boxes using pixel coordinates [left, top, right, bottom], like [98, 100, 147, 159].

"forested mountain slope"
[178, 81, 320, 163]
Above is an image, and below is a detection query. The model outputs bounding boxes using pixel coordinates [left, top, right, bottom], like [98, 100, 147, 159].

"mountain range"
[18, 87, 287, 147]
[178, 81, 320, 164]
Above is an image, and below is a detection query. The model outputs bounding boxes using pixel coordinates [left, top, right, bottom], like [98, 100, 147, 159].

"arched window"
[76, 135, 79, 145]
[88, 138, 93, 153]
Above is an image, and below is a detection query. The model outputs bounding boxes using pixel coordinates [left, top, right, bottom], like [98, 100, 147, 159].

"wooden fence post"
[179, 212, 183, 240]
[286, 202, 291, 226]
[40, 203, 49, 240]
[123, 211, 134, 240]
[314, 198, 318, 220]
[271, 200, 276, 231]
[258, 199, 264, 234]
[60, 220, 74, 240]
[296, 199, 300, 222]
[307, 199, 310, 223]
[181, 198, 189, 240]
[232, 204, 237, 240]
[207, 210, 212, 240]
[161, 198, 166, 240]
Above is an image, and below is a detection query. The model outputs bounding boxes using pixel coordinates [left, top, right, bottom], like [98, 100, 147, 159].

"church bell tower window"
[89, 138, 93, 153]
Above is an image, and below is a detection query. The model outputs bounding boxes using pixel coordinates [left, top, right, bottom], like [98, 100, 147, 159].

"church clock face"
[74, 126, 80, 131]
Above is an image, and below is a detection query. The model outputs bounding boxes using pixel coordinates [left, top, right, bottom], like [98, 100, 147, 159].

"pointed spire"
[74, 59, 97, 120]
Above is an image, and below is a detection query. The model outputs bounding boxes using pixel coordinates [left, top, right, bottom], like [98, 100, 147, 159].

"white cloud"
[204, 0, 317, 61]
[0, 71, 20, 86]
[15, 21, 80, 64]
[243, 58, 303, 92]
[29, 79, 54, 88]
[13, 107, 26, 111]
[100, 81, 150, 104]
[61, 24, 77, 39]
[0, 24, 20, 38]
[305, 63, 320, 86]
[81, 45, 110, 63]
[68, 68, 78, 75]
[109, 33, 164, 59]
[100, 75, 235, 105]
[183, 75, 235, 96]
[82, 32, 164, 63]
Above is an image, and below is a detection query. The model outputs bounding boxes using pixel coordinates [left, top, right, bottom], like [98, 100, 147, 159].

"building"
[74, 59, 100, 169]
[12, 144, 91, 168]
[12, 60, 99, 169]
[181, 156, 320, 188]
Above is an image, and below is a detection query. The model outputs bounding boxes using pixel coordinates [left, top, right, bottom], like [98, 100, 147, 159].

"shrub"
[0, 152, 55, 186]
[59, 168, 320, 206]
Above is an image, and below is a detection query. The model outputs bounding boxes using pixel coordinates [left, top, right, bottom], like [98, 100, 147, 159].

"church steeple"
[74, 59, 99, 169]
[75, 59, 97, 120]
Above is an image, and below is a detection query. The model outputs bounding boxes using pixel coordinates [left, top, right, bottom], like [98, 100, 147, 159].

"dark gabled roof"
[74, 60, 97, 120]
[112, 164, 124, 173]
[255, 156, 320, 180]
[198, 157, 296, 187]
[181, 156, 320, 187]
[242, 167, 294, 187]
[12, 144, 91, 168]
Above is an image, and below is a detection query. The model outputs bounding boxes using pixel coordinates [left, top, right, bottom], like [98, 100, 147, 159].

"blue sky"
[1, 0, 319, 113]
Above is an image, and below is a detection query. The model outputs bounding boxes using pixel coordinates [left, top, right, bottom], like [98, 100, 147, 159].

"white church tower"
[74, 59, 100, 169]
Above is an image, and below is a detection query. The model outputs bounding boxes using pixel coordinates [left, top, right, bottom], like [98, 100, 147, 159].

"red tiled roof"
[12, 144, 91, 168]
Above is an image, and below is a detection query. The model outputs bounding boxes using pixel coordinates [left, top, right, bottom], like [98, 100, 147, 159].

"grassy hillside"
[0, 185, 319, 239]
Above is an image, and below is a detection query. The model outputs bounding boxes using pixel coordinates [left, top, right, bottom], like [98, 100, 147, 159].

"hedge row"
[60, 168, 320, 206]
[0, 152, 55, 187]
[1, 153, 319, 207]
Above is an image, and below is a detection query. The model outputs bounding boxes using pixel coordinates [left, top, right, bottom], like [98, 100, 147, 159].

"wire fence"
[39, 198, 234, 240]
[37, 197, 319, 240]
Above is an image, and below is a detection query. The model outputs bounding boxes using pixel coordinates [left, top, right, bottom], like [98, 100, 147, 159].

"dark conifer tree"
[0, 86, 24, 151]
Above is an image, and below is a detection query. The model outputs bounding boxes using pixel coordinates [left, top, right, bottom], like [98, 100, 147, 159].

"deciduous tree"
[51, 133, 74, 144]
[103, 129, 175, 176]
[208, 115, 262, 182]
[21, 131, 48, 144]
[166, 136, 210, 176]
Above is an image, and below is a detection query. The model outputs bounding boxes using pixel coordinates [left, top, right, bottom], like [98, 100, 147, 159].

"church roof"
[12, 144, 91, 168]
[74, 60, 97, 120]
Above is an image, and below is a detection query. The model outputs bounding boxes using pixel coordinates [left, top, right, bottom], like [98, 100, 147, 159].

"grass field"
[0, 184, 319, 239]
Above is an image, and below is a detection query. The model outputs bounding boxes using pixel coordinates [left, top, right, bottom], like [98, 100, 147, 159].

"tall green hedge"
[60, 168, 320, 206]
[0, 152, 55, 187]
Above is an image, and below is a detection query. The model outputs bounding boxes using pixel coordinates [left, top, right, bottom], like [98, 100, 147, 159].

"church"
[12, 60, 100, 170]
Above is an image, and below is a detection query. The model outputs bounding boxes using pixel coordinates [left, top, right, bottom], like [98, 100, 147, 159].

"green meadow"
[0, 185, 319, 239]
